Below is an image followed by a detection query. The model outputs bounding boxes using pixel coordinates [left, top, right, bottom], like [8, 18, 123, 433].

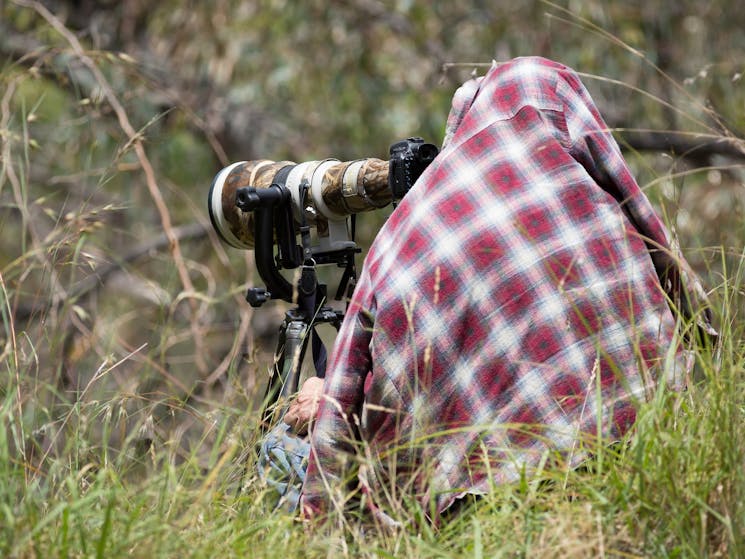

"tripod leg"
[261, 314, 310, 428]
[278, 318, 310, 400]
[254, 315, 312, 510]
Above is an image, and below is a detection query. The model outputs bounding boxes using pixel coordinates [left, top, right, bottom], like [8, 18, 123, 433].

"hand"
[284, 376, 325, 435]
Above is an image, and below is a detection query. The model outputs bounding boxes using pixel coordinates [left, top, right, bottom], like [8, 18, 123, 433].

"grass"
[1, 4, 744, 557]
[1, 251, 743, 558]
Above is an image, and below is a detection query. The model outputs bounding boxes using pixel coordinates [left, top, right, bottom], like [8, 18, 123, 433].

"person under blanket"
[258, 56, 713, 522]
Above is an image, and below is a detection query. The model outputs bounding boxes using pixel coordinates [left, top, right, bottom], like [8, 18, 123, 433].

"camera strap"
[296, 181, 329, 378]
[296, 266, 328, 378]
[311, 316, 327, 378]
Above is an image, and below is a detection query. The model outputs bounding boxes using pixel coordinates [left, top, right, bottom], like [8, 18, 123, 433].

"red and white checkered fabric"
[302, 57, 705, 518]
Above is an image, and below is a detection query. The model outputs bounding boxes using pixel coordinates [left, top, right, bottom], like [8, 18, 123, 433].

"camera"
[207, 137, 438, 306]
[388, 138, 440, 200]
[206, 138, 438, 419]
[208, 138, 438, 252]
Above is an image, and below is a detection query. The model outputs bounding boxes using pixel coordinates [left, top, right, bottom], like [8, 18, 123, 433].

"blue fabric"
[257, 422, 310, 512]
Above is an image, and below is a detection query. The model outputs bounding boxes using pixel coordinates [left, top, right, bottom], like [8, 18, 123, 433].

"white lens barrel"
[309, 159, 346, 221]
[342, 160, 366, 199]
[209, 157, 393, 249]
[286, 161, 317, 223]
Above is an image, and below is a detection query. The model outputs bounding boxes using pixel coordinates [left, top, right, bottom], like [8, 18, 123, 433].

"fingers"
[284, 399, 306, 431]
[285, 404, 310, 435]
[284, 411, 305, 435]
[284, 377, 325, 435]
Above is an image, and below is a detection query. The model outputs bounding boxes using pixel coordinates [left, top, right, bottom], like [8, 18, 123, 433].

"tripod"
[258, 251, 359, 428]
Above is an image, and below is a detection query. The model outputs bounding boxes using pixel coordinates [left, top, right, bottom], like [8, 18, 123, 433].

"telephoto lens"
[208, 158, 391, 249]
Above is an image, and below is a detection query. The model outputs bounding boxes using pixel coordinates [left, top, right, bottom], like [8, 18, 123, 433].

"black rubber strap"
[311, 325, 327, 378]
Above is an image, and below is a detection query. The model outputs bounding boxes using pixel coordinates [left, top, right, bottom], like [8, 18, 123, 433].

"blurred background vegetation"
[1, 0, 744, 529]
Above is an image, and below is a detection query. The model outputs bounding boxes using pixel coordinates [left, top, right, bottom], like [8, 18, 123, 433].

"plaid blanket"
[301, 57, 709, 519]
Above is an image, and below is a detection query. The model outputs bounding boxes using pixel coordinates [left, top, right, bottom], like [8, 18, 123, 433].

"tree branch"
[14, 222, 209, 322]
[615, 130, 745, 165]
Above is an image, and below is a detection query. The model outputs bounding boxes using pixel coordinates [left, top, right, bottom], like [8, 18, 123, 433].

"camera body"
[388, 137, 440, 200]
